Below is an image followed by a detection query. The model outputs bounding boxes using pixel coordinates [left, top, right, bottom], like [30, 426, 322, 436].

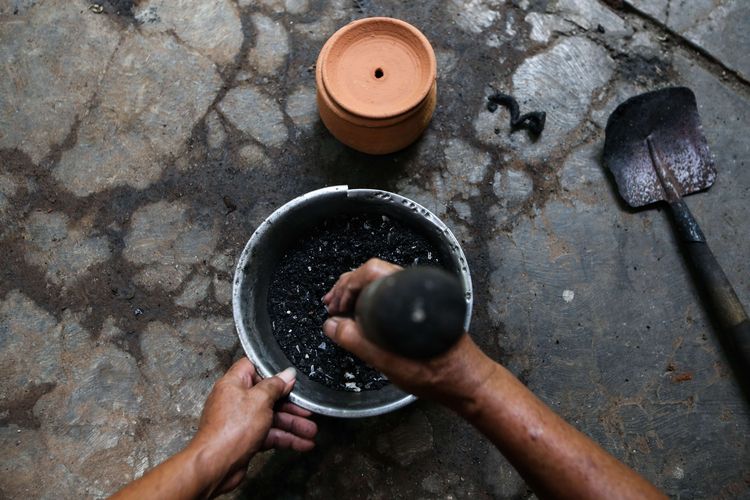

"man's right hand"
[322, 258, 666, 500]
[321, 258, 497, 413]
[323, 258, 666, 500]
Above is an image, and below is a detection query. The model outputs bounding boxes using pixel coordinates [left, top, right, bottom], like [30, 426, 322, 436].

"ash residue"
[267, 213, 444, 392]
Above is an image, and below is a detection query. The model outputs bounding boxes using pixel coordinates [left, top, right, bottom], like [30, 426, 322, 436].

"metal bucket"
[232, 185, 472, 418]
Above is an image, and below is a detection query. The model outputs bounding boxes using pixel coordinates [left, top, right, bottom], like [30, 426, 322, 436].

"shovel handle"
[669, 200, 750, 371]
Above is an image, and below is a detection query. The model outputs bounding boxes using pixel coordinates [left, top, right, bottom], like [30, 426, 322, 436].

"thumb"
[322, 316, 390, 368]
[252, 367, 296, 405]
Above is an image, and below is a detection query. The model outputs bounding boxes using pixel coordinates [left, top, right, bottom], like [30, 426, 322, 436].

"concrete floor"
[1, 0, 749, 498]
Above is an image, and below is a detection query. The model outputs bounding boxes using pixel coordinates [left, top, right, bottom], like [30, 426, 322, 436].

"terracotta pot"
[316, 17, 437, 155]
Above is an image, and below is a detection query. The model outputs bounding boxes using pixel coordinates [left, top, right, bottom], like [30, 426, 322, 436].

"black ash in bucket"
[267, 212, 445, 392]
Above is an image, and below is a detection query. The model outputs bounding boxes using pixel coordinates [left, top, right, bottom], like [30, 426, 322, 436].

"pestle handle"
[355, 266, 467, 359]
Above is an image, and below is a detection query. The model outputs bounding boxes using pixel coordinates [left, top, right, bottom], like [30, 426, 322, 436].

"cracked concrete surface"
[625, 0, 749, 80]
[1, 0, 749, 498]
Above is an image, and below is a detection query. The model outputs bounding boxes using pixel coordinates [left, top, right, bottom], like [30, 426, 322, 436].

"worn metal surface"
[1, 0, 749, 498]
[603, 87, 716, 207]
[232, 185, 473, 418]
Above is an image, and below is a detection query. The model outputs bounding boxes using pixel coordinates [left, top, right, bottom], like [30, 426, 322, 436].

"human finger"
[328, 274, 354, 314]
[277, 402, 313, 417]
[328, 269, 372, 315]
[360, 258, 403, 285]
[323, 271, 350, 305]
[272, 412, 318, 439]
[322, 316, 400, 370]
[252, 367, 296, 405]
[335, 259, 404, 314]
[224, 357, 257, 389]
[263, 428, 316, 452]
[332, 285, 355, 315]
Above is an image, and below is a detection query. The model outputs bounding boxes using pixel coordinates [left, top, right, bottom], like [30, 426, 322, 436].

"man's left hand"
[189, 358, 317, 495]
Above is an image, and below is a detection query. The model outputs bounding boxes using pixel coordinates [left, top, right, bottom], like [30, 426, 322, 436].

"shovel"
[603, 86, 750, 383]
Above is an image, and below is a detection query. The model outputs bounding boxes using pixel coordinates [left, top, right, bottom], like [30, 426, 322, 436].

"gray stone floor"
[1, 0, 748, 498]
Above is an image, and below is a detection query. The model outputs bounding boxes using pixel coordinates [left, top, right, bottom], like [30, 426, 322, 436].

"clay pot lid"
[320, 17, 436, 120]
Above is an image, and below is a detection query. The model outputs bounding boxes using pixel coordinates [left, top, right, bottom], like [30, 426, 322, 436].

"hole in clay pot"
[374, 68, 384, 79]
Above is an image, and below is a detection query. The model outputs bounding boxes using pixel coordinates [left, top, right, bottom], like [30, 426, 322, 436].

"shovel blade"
[603, 87, 716, 208]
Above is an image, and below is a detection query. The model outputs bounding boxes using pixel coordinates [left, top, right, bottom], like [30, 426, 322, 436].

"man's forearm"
[320, 259, 664, 499]
[455, 359, 665, 500]
[110, 442, 225, 500]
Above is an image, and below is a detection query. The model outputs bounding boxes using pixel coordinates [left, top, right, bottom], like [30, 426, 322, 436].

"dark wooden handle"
[683, 242, 750, 363]
[727, 319, 750, 369]
[355, 266, 466, 359]
[669, 201, 750, 372]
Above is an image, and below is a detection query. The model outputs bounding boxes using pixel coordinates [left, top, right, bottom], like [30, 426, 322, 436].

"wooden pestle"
[355, 266, 466, 358]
